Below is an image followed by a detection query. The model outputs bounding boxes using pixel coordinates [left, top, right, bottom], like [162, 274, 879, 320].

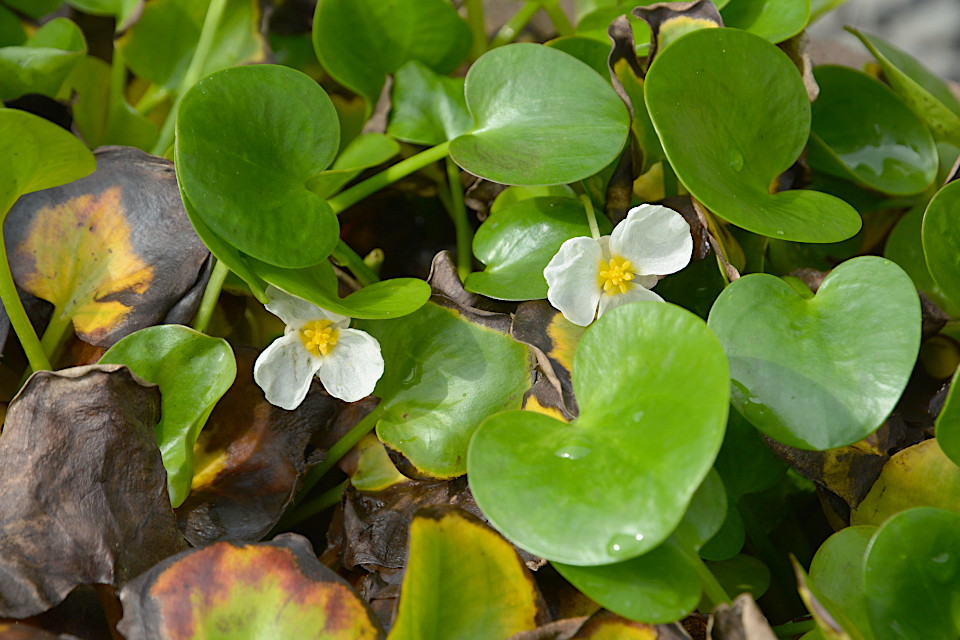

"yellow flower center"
[598, 255, 636, 295]
[299, 319, 339, 357]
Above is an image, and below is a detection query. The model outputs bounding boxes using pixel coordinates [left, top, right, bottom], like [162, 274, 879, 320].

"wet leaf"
[312, 0, 470, 112]
[0, 365, 186, 618]
[389, 507, 543, 640]
[176, 64, 340, 269]
[118, 0, 264, 90]
[0, 18, 85, 100]
[6, 146, 210, 347]
[808, 65, 937, 196]
[469, 303, 729, 565]
[707, 257, 920, 450]
[118, 533, 384, 639]
[644, 28, 861, 242]
[176, 348, 339, 545]
[863, 507, 960, 640]
[387, 61, 471, 146]
[360, 301, 530, 479]
[99, 325, 236, 507]
[449, 44, 631, 186]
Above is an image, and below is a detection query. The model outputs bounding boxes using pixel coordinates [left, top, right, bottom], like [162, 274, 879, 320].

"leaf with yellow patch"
[118, 534, 384, 639]
[388, 507, 543, 640]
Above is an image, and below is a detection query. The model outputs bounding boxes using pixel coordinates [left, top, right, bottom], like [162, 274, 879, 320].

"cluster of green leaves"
[3, 0, 960, 637]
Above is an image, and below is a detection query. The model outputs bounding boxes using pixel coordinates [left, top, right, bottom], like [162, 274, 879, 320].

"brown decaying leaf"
[176, 348, 341, 546]
[427, 250, 516, 329]
[0, 365, 186, 619]
[633, 0, 723, 68]
[571, 609, 693, 639]
[5, 146, 210, 348]
[708, 594, 777, 640]
[779, 33, 820, 103]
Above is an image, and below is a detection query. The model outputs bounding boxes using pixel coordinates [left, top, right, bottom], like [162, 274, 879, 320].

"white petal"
[544, 236, 603, 327]
[597, 285, 664, 317]
[317, 328, 385, 403]
[253, 333, 322, 410]
[610, 204, 692, 276]
[264, 285, 349, 328]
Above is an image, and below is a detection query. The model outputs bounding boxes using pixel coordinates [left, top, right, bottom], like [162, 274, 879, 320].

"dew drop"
[929, 552, 957, 584]
[729, 149, 744, 172]
[606, 532, 646, 557]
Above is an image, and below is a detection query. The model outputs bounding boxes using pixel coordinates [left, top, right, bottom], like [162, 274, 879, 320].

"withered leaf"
[571, 609, 693, 639]
[5, 146, 210, 348]
[118, 533, 384, 639]
[708, 594, 777, 640]
[176, 348, 339, 546]
[633, 0, 723, 67]
[0, 365, 186, 619]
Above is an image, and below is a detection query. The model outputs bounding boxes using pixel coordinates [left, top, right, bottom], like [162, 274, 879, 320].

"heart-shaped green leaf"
[449, 43, 631, 186]
[0, 109, 95, 212]
[387, 61, 471, 146]
[0, 17, 85, 100]
[645, 28, 861, 242]
[708, 257, 920, 450]
[808, 65, 937, 196]
[809, 526, 877, 640]
[465, 197, 612, 301]
[720, 0, 810, 43]
[360, 302, 530, 479]
[100, 325, 236, 507]
[922, 180, 960, 310]
[848, 28, 960, 146]
[118, 0, 264, 91]
[863, 507, 960, 640]
[176, 64, 340, 269]
[389, 507, 541, 639]
[469, 302, 729, 565]
[312, 0, 470, 111]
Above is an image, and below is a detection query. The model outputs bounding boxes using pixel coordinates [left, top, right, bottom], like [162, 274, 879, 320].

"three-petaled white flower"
[253, 285, 384, 409]
[543, 203, 693, 326]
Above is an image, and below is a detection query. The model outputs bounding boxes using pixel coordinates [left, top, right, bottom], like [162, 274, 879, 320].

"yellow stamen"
[299, 319, 339, 357]
[598, 255, 636, 295]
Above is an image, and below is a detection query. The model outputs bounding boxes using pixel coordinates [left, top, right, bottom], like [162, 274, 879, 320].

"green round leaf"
[118, 0, 264, 91]
[863, 507, 960, 640]
[360, 302, 530, 479]
[720, 0, 810, 43]
[469, 302, 730, 565]
[936, 367, 960, 467]
[808, 66, 937, 196]
[176, 64, 340, 269]
[100, 325, 236, 508]
[312, 0, 470, 110]
[645, 28, 861, 242]
[0, 17, 85, 100]
[707, 256, 921, 450]
[553, 541, 701, 624]
[387, 61, 470, 146]
[809, 526, 877, 640]
[0, 108, 95, 211]
[922, 180, 960, 310]
[450, 43, 630, 186]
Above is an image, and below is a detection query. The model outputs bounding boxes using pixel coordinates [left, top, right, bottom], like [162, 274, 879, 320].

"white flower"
[253, 285, 384, 409]
[543, 203, 692, 326]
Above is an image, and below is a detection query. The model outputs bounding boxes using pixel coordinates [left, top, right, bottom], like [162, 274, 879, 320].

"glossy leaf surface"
[450, 43, 630, 186]
[176, 64, 340, 268]
[389, 508, 540, 639]
[469, 302, 729, 565]
[809, 526, 876, 640]
[100, 325, 237, 507]
[922, 179, 960, 310]
[312, 0, 470, 110]
[809, 65, 937, 196]
[361, 302, 530, 479]
[720, 0, 810, 43]
[708, 257, 920, 450]
[645, 28, 861, 242]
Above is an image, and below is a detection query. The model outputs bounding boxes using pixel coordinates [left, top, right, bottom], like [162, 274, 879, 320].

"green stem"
[490, 1, 541, 49]
[109, 47, 126, 112]
[673, 540, 731, 609]
[662, 160, 679, 198]
[38, 307, 74, 370]
[331, 241, 380, 286]
[277, 479, 349, 530]
[541, 0, 574, 36]
[580, 193, 601, 240]
[326, 141, 451, 214]
[0, 203, 50, 373]
[134, 84, 170, 116]
[191, 259, 229, 333]
[296, 404, 385, 502]
[446, 157, 473, 280]
[150, 0, 227, 156]
[465, 0, 488, 60]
